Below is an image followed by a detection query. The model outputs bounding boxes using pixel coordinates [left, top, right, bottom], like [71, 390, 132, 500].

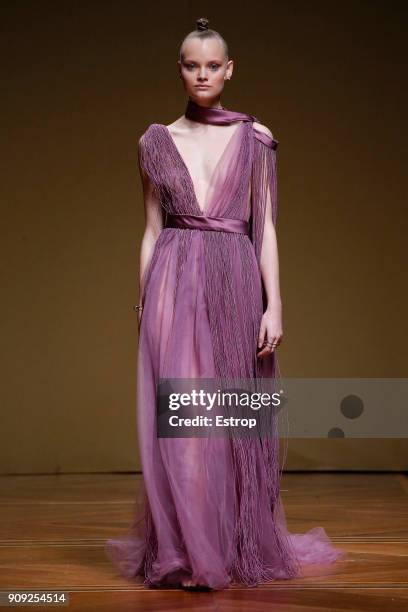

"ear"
[226, 58, 234, 79]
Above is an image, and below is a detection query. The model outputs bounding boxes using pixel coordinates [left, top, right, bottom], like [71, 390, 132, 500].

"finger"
[257, 337, 274, 358]
[268, 337, 277, 352]
[258, 322, 266, 348]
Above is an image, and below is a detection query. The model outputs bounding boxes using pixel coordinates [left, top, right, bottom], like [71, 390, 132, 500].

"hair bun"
[196, 17, 210, 31]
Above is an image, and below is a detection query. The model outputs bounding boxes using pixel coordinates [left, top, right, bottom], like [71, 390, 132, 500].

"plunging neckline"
[161, 121, 245, 216]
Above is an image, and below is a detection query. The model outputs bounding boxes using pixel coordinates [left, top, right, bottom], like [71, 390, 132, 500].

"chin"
[190, 90, 219, 104]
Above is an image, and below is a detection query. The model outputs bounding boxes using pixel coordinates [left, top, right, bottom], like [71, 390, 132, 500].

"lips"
[195, 85, 210, 88]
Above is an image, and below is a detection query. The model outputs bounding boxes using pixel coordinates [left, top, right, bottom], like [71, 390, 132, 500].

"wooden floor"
[0, 472, 407, 611]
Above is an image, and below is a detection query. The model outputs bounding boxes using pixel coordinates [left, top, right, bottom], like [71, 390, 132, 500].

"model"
[105, 16, 346, 590]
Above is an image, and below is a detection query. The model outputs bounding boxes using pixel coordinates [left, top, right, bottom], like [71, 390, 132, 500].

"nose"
[197, 67, 208, 81]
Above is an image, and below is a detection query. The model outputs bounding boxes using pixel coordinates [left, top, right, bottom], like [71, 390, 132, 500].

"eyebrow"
[183, 59, 223, 63]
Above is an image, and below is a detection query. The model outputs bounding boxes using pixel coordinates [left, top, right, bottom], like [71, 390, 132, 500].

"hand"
[133, 303, 143, 332]
[257, 307, 283, 359]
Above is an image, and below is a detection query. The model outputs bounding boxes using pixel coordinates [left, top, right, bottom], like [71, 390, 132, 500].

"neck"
[187, 97, 223, 110]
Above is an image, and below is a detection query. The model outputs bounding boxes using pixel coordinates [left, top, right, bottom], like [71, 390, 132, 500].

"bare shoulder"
[253, 121, 274, 139]
[165, 119, 180, 130]
[165, 116, 192, 136]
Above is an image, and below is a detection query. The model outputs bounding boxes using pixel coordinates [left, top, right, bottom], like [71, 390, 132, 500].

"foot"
[181, 577, 211, 590]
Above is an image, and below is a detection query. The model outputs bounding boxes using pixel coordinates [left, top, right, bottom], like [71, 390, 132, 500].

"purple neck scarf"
[184, 98, 260, 126]
[184, 98, 277, 150]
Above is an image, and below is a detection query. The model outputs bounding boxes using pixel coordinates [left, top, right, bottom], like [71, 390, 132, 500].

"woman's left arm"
[257, 212, 283, 356]
[253, 122, 283, 357]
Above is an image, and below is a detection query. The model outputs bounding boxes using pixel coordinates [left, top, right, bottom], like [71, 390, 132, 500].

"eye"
[210, 63, 220, 70]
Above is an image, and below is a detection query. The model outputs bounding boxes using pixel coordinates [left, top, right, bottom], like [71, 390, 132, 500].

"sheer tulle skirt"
[104, 229, 346, 589]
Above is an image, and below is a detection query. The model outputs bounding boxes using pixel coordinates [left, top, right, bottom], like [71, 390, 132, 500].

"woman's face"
[178, 37, 233, 106]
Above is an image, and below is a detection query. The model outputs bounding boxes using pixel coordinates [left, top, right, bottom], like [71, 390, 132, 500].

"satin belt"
[165, 213, 249, 235]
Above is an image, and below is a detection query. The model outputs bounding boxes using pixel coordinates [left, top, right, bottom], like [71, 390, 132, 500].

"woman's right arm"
[138, 135, 163, 324]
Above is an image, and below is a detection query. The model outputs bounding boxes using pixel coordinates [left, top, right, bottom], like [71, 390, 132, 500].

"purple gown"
[105, 101, 346, 589]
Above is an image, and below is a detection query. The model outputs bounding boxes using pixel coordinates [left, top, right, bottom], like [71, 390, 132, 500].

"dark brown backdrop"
[1, 1, 406, 473]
